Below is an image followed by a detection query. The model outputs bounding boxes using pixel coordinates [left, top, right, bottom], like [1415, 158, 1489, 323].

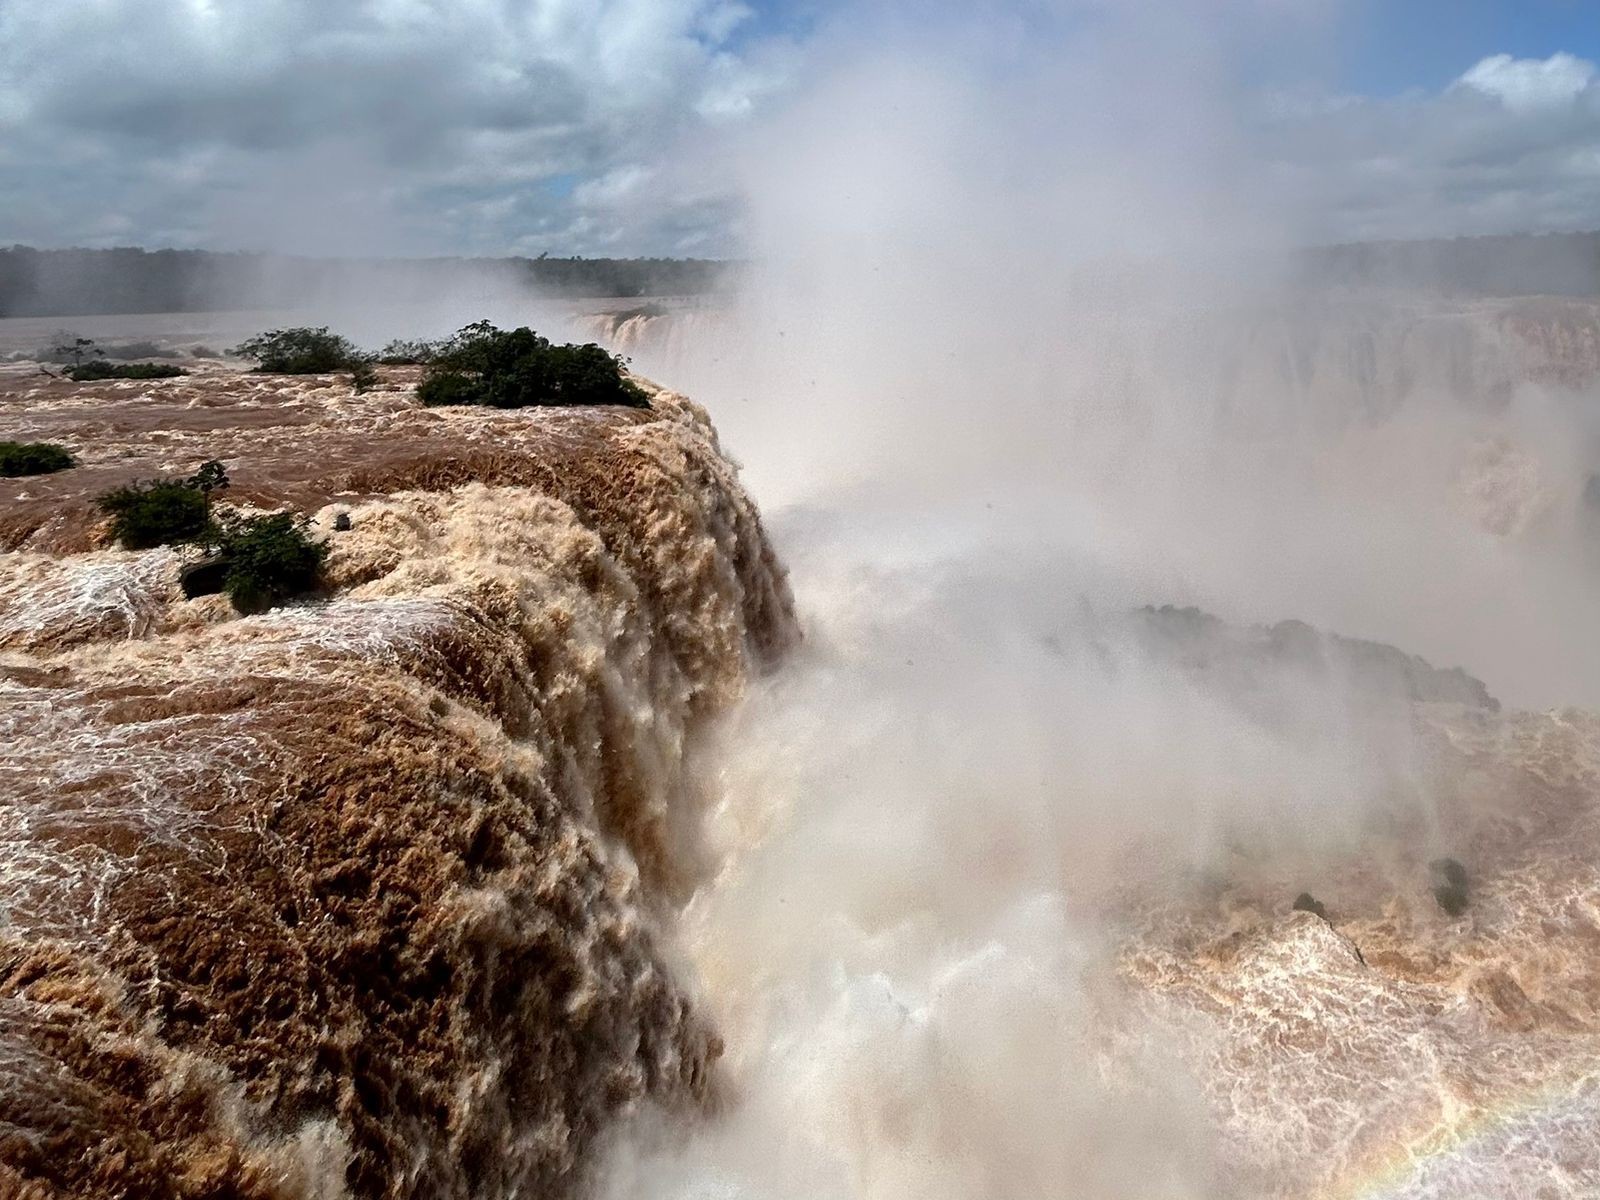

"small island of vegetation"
[416, 321, 647, 409]
[0, 441, 76, 477]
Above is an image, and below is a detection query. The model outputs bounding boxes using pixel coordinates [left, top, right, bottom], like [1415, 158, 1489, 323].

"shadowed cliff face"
[0, 370, 796, 1199]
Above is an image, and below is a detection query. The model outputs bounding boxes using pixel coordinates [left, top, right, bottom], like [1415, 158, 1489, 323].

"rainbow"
[1335, 1068, 1600, 1198]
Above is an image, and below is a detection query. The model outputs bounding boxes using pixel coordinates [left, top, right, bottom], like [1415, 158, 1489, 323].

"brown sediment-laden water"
[0, 363, 795, 1198]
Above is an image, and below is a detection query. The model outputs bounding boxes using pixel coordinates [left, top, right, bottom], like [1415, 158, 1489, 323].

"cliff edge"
[0, 366, 796, 1199]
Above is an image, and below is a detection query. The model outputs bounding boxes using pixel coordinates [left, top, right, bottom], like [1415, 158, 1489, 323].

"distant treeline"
[0, 247, 731, 318]
[1299, 231, 1600, 297]
[6, 234, 1600, 318]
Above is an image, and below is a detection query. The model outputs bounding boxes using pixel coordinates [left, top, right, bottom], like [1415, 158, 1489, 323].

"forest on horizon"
[0, 247, 731, 319]
[2, 232, 1599, 319]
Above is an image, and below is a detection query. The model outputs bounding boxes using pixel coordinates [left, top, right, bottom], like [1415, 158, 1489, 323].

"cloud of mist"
[598, 512, 1451, 1198]
[625, 3, 1600, 711]
[590, 2, 1600, 1194]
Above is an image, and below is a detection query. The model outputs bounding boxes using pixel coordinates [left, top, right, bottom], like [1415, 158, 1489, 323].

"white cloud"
[0, 1, 1598, 257]
[1254, 52, 1600, 243]
[0, 0, 788, 255]
[1457, 52, 1596, 115]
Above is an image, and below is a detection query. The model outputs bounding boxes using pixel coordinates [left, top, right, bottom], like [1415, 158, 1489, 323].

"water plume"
[580, 2, 1600, 1196]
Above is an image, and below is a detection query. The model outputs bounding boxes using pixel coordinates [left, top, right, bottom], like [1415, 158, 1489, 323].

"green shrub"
[415, 320, 647, 409]
[412, 371, 481, 408]
[233, 327, 362, 374]
[98, 482, 211, 548]
[0, 441, 75, 477]
[96, 460, 229, 549]
[210, 512, 327, 614]
[67, 360, 188, 382]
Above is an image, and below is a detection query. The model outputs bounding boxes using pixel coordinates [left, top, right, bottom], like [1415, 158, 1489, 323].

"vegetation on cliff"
[48, 336, 188, 381]
[209, 511, 328, 613]
[416, 321, 647, 409]
[0, 440, 75, 477]
[95, 459, 327, 610]
[96, 460, 229, 549]
[209, 512, 328, 614]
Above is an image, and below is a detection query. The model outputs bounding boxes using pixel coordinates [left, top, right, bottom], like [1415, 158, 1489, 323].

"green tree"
[233, 327, 362, 373]
[349, 359, 379, 393]
[96, 460, 230, 549]
[209, 511, 327, 614]
[415, 320, 647, 409]
[376, 338, 443, 365]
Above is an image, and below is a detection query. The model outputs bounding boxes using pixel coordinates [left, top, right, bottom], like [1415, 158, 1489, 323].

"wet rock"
[1430, 857, 1470, 916]
[178, 556, 229, 599]
[1470, 969, 1537, 1031]
[1292, 892, 1328, 920]
[1132, 605, 1500, 712]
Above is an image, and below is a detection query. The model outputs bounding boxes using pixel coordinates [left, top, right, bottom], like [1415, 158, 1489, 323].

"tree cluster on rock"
[53, 337, 187, 382]
[96, 460, 326, 613]
[96, 460, 228, 549]
[416, 320, 647, 409]
[67, 360, 188, 382]
[232, 327, 365, 374]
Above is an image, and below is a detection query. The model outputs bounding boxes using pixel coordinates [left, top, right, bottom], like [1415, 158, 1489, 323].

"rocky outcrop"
[1133, 605, 1499, 712]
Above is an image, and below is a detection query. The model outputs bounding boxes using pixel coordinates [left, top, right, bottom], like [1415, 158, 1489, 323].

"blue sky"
[727, 0, 823, 44]
[738, 0, 1600, 95]
[1344, 0, 1600, 93]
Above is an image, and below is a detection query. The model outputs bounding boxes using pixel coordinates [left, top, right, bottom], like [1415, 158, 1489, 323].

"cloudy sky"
[0, 0, 1596, 257]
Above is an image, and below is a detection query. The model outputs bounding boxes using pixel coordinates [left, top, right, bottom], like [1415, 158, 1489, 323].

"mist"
[611, 2, 1600, 712]
[586, 1, 1600, 1195]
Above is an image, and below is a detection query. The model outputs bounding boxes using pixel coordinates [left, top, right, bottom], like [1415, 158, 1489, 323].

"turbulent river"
[2, 287, 1600, 1198]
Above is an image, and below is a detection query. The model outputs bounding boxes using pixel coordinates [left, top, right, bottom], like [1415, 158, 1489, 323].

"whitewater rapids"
[0, 365, 794, 1199]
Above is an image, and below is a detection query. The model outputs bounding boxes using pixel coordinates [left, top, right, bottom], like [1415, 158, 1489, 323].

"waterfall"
[0, 379, 795, 1199]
